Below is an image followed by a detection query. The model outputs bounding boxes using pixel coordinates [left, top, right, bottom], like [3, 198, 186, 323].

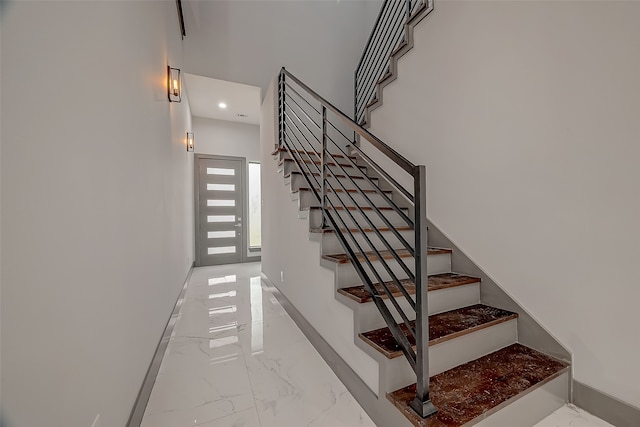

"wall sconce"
[167, 66, 182, 102]
[186, 132, 195, 152]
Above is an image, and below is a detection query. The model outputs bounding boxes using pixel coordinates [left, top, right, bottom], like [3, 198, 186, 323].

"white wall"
[1, 2, 194, 426]
[182, 0, 382, 116]
[193, 117, 260, 162]
[0, 15, 3, 423]
[367, 1, 640, 408]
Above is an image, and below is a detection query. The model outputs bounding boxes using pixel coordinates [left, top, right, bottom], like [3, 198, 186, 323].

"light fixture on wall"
[167, 66, 182, 102]
[187, 132, 195, 152]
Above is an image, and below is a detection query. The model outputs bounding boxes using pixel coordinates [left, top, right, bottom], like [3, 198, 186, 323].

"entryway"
[195, 154, 260, 266]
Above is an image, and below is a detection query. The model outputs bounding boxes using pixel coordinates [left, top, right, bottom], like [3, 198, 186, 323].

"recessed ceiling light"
[218, 102, 227, 109]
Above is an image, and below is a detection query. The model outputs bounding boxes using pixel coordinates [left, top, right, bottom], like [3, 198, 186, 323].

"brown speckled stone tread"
[310, 226, 414, 234]
[279, 158, 364, 168]
[322, 248, 451, 264]
[338, 273, 479, 303]
[359, 304, 517, 359]
[305, 205, 406, 212]
[284, 170, 372, 180]
[271, 147, 356, 159]
[387, 343, 569, 427]
[296, 187, 393, 195]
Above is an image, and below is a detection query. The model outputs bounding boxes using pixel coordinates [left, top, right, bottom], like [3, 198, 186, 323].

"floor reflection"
[141, 262, 376, 427]
[209, 274, 237, 286]
[250, 276, 264, 355]
[209, 290, 237, 299]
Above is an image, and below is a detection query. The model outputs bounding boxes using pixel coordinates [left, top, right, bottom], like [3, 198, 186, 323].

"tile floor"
[141, 262, 614, 427]
[534, 405, 614, 427]
[141, 262, 375, 427]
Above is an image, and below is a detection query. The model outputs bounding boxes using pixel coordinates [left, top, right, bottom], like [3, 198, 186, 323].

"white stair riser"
[294, 190, 395, 210]
[321, 228, 415, 255]
[331, 253, 451, 288]
[354, 283, 480, 332]
[429, 282, 481, 315]
[473, 371, 569, 427]
[281, 160, 366, 177]
[378, 319, 518, 394]
[306, 207, 410, 229]
[288, 173, 380, 192]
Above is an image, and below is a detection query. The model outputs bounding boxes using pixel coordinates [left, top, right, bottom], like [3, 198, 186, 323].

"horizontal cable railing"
[354, 0, 429, 125]
[278, 68, 437, 419]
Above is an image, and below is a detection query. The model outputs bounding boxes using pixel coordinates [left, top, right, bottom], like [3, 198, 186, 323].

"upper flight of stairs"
[272, 146, 570, 426]
[356, 0, 435, 128]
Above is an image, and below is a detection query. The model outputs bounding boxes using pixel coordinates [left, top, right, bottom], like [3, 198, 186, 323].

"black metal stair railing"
[278, 68, 437, 419]
[355, 0, 431, 125]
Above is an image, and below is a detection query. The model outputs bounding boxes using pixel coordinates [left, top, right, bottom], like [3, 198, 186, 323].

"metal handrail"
[284, 69, 414, 174]
[283, 103, 419, 359]
[278, 68, 437, 418]
[354, 0, 431, 125]
[283, 84, 417, 286]
[285, 95, 415, 234]
[283, 102, 416, 284]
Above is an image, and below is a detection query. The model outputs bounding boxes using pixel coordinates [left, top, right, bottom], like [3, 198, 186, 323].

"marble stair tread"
[271, 147, 356, 159]
[310, 225, 414, 234]
[337, 273, 479, 303]
[377, 70, 393, 85]
[359, 304, 518, 359]
[278, 158, 365, 169]
[284, 170, 371, 180]
[304, 205, 408, 212]
[365, 96, 379, 109]
[322, 247, 451, 264]
[387, 343, 569, 427]
[278, 159, 367, 173]
[296, 187, 393, 195]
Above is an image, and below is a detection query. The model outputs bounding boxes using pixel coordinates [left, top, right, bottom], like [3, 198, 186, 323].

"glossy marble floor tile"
[141, 262, 375, 427]
[534, 404, 614, 427]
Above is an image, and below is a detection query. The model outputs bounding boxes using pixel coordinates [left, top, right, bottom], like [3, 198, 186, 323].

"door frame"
[194, 154, 260, 266]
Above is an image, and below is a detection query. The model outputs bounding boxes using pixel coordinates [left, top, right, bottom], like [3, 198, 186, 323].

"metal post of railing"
[354, 69, 358, 123]
[405, 0, 411, 20]
[278, 72, 283, 148]
[409, 165, 438, 419]
[279, 70, 286, 149]
[321, 106, 328, 229]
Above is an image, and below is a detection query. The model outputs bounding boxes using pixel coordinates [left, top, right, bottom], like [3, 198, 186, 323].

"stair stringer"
[425, 218, 572, 365]
[360, 0, 435, 129]
[343, 146, 572, 366]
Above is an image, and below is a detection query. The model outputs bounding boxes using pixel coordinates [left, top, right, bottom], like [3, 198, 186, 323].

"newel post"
[410, 165, 438, 419]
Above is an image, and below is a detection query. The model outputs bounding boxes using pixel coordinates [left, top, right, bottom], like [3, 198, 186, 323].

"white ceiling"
[184, 73, 261, 125]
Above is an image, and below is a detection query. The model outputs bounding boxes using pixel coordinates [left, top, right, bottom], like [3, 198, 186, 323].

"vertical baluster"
[410, 165, 438, 419]
[321, 106, 328, 229]
[406, 0, 411, 20]
[281, 68, 287, 150]
[278, 72, 283, 148]
[354, 69, 358, 123]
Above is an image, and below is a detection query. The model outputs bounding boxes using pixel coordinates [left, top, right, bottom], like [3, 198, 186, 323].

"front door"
[196, 156, 245, 266]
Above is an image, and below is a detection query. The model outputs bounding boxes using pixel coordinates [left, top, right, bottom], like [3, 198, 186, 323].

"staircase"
[271, 68, 571, 426]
